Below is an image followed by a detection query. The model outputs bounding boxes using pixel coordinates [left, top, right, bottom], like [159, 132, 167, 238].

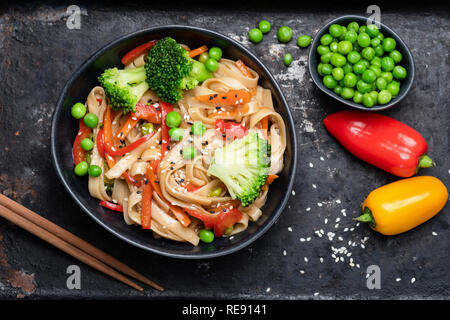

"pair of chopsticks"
[0, 193, 163, 292]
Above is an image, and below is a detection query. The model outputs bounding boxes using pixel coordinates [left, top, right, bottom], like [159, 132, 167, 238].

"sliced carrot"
[147, 160, 191, 227]
[207, 103, 249, 119]
[262, 174, 278, 191]
[188, 45, 208, 58]
[114, 114, 139, 144]
[260, 116, 269, 139]
[235, 59, 253, 78]
[196, 89, 255, 107]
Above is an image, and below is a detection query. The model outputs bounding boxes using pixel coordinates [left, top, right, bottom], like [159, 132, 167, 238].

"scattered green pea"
[183, 146, 196, 160]
[169, 127, 184, 141]
[74, 161, 89, 176]
[258, 20, 271, 34]
[141, 123, 154, 136]
[209, 47, 223, 61]
[191, 122, 206, 136]
[284, 53, 293, 67]
[249, 28, 263, 43]
[88, 165, 102, 177]
[277, 26, 293, 43]
[209, 186, 222, 197]
[297, 35, 312, 48]
[320, 34, 333, 46]
[80, 138, 94, 151]
[205, 58, 219, 72]
[199, 229, 214, 243]
[83, 113, 99, 129]
[166, 111, 182, 128]
[198, 52, 209, 64]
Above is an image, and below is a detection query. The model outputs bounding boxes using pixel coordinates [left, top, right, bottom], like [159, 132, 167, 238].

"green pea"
[317, 45, 330, 56]
[341, 87, 354, 100]
[347, 21, 359, 32]
[357, 79, 372, 93]
[80, 138, 94, 151]
[353, 91, 364, 103]
[191, 122, 206, 136]
[249, 28, 263, 43]
[347, 51, 361, 64]
[199, 229, 214, 243]
[369, 91, 378, 104]
[343, 73, 357, 87]
[258, 20, 271, 34]
[369, 65, 382, 77]
[329, 42, 339, 52]
[333, 85, 343, 95]
[320, 34, 333, 46]
[371, 56, 382, 67]
[323, 75, 338, 89]
[183, 146, 196, 160]
[362, 69, 377, 83]
[382, 37, 396, 52]
[381, 56, 395, 71]
[390, 50, 403, 63]
[344, 30, 358, 43]
[141, 123, 154, 136]
[321, 64, 333, 75]
[371, 38, 381, 47]
[357, 33, 371, 47]
[358, 25, 367, 34]
[342, 63, 353, 74]
[209, 47, 223, 61]
[338, 26, 347, 40]
[74, 161, 89, 176]
[224, 227, 234, 236]
[330, 53, 346, 67]
[209, 186, 222, 197]
[381, 72, 393, 84]
[360, 59, 370, 68]
[198, 52, 209, 64]
[376, 77, 388, 90]
[277, 26, 293, 43]
[71, 102, 87, 119]
[297, 35, 311, 48]
[362, 93, 375, 108]
[88, 165, 102, 177]
[378, 90, 392, 104]
[392, 66, 407, 80]
[284, 53, 293, 67]
[332, 67, 344, 81]
[387, 81, 400, 97]
[361, 47, 375, 61]
[338, 41, 353, 55]
[329, 24, 343, 38]
[205, 58, 219, 72]
[353, 61, 367, 75]
[366, 24, 380, 37]
[317, 63, 324, 76]
[169, 127, 184, 141]
[165, 111, 182, 128]
[373, 45, 384, 57]
[83, 113, 99, 129]
[376, 33, 384, 41]
[320, 52, 333, 63]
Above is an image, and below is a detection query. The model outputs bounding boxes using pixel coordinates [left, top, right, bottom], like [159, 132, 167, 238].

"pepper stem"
[353, 207, 376, 228]
[418, 154, 435, 168]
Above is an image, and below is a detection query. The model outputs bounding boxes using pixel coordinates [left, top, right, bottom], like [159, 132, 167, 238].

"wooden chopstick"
[0, 194, 163, 291]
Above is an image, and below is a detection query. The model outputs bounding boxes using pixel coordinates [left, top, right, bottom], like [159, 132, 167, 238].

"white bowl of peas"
[308, 15, 415, 110]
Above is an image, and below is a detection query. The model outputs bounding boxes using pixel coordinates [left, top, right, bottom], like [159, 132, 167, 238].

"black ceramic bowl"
[51, 26, 296, 259]
[309, 15, 415, 111]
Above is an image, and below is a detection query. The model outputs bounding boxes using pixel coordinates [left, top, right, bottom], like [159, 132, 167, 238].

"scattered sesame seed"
[288, 227, 292, 232]
[320, 257, 324, 263]
[292, 190, 296, 196]
[317, 203, 323, 207]
[336, 199, 341, 204]
[396, 278, 401, 282]
[309, 162, 314, 168]
[411, 277, 416, 284]
[432, 231, 438, 236]
[299, 270, 305, 274]
[312, 184, 317, 189]
[306, 207, 311, 211]
[304, 257, 308, 262]
[314, 292, 319, 296]
[324, 218, 328, 224]
[266, 287, 271, 293]
[283, 250, 287, 256]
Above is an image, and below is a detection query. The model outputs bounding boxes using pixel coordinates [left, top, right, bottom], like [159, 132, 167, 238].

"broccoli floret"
[98, 66, 149, 113]
[145, 37, 213, 103]
[207, 132, 271, 207]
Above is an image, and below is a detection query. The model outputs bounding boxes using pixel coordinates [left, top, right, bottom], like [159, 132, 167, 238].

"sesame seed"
[396, 278, 401, 282]
[287, 227, 292, 232]
[336, 199, 341, 204]
[299, 270, 305, 274]
[320, 156, 325, 161]
[411, 277, 416, 284]
[309, 162, 314, 168]
[292, 190, 296, 196]
[314, 292, 319, 296]
[304, 257, 308, 262]
[306, 207, 311, 211]
[266, 287, 271, 293]
[283, 250, 287, 256]
[432, 232, 438, 236]
[312, 184, 317, 189]
[317, 203, 323, 207]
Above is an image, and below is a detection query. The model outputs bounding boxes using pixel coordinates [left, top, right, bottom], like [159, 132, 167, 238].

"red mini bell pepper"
[72, 119, 92, 165]
[323, 110, 434, 177]
[121, 41, 156, 66]
[215, 119, 248, 139]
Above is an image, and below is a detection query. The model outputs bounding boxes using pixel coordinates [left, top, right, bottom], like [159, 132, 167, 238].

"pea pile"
[248, 20, 311, 67]
[316, 21, 407, 107]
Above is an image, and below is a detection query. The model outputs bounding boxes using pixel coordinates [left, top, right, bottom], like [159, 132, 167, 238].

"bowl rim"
[308, 14, 415, 111]
[50, 25, 297, 259]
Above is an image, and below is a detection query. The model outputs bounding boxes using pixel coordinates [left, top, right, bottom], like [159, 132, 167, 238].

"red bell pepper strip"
[215, 119, 248, 139]
[323, 110, 434, 178]
[141, 164, 153, 229]
[160, 101, 173, 158]
[184, 208, 216, 229]
[104, 131, 155, 156]
[99, 200, 123, 212]
[214, 208, 243, 237]
[121, 41, 156, 66]
[96, 129, 105, 158]
[72, 119, 92, 165]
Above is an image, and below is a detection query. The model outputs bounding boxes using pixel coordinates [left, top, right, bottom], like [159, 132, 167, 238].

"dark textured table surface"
[0, 2, 449, 299]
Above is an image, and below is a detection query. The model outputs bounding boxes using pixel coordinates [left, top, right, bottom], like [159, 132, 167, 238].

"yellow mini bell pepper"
[355, 176, 448, 235]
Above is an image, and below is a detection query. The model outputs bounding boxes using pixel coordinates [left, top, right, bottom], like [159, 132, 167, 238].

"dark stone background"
[0, 1, 448, 299]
